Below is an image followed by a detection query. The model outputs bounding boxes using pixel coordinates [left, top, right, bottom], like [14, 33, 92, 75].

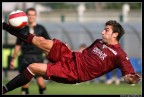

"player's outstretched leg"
[2, 63, 47, 94]
[2, 22, 34, 44]
[2, 68, 34, 94]
[3, 22, 53, 54]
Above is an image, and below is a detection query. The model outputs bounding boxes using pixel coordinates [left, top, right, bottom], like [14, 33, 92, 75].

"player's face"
[101, 25, 114, 44]
[27, 10, 36, 24]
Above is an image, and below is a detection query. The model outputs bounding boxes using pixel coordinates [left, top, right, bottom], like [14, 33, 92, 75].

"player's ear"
[112, 32, 118, 38]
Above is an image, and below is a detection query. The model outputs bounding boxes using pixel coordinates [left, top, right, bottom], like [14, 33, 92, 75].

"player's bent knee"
[28, 63, 47, 76]
[27, 63, 39, 75]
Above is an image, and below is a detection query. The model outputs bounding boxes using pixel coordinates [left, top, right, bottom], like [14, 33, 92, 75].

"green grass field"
[3, 80, 142, 95]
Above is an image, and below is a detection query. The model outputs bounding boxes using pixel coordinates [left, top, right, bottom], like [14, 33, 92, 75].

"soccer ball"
[8, 10, 28, 29]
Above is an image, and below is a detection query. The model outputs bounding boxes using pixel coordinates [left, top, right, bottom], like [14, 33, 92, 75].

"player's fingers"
[133, 75, 141, 82]
[135, 74, 141, 78]
[133, 74, 141, 81]
[10, 64, 14, 69]
[10, 66, 12, 69]
[129, 74, 140, 81]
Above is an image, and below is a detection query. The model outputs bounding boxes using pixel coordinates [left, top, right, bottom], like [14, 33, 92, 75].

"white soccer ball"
[8, 10, 28, 29]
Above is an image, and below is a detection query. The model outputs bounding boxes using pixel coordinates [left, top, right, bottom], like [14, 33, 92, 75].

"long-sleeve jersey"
[74, 39, 135, 82]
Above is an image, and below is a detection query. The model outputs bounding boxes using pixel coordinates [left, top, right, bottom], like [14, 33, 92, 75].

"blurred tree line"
[39, 2, 76, 9]
[106, 2, 141, 9]
[40, 2, 141, 10]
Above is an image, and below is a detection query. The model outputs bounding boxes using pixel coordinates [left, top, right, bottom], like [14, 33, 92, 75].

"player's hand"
[10, 59, 15, 70]
[124, 73, 141, 84]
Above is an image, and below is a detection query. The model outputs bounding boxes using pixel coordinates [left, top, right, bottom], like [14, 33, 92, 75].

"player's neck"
[28, 22, 36, 28]
[107, 40, 119, 45]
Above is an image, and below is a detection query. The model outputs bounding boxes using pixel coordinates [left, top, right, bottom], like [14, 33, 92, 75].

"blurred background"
[2, 2, 142, 95]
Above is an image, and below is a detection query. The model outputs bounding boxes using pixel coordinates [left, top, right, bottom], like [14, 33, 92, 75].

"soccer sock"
[3, 68, 34, 94]
[2, 86, 8, 94]
[21, 87, 29, 94]
[39, 87, 46, 94]
[2, 22, 34, 44]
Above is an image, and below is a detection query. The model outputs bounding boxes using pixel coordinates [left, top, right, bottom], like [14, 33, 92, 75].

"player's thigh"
[48, 39, 72, 63]
[28, 63, 47, 75]
[32, 36, 53, 53]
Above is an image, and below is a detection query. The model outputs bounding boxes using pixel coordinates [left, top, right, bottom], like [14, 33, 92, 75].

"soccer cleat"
[2, 85, 8, 94]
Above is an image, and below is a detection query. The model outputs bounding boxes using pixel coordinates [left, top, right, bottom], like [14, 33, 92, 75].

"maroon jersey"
[74, 39, 135, 82]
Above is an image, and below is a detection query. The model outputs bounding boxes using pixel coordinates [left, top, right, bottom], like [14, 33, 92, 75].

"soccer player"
[9, 8, 51, 94]
[2, 20, 141, 94]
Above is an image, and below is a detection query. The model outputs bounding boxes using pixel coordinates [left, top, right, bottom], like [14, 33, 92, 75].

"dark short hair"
[105, 20, 125, 41]
[26, 8, 37, 15]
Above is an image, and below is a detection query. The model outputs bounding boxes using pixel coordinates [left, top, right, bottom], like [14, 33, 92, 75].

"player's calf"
[2, 67, 34, 94]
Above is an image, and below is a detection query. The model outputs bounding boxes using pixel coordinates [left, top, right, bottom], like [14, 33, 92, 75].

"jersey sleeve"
[118, 53, 135, 76]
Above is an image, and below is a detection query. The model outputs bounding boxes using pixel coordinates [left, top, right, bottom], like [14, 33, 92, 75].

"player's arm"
[117, 52, 141, 84]
[123, 73, 141, 84]
[10, 44, 21, 69]
[11, 45, 21, 59]
[3, 22, 53, 54]
[12, 38, 22, 59]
